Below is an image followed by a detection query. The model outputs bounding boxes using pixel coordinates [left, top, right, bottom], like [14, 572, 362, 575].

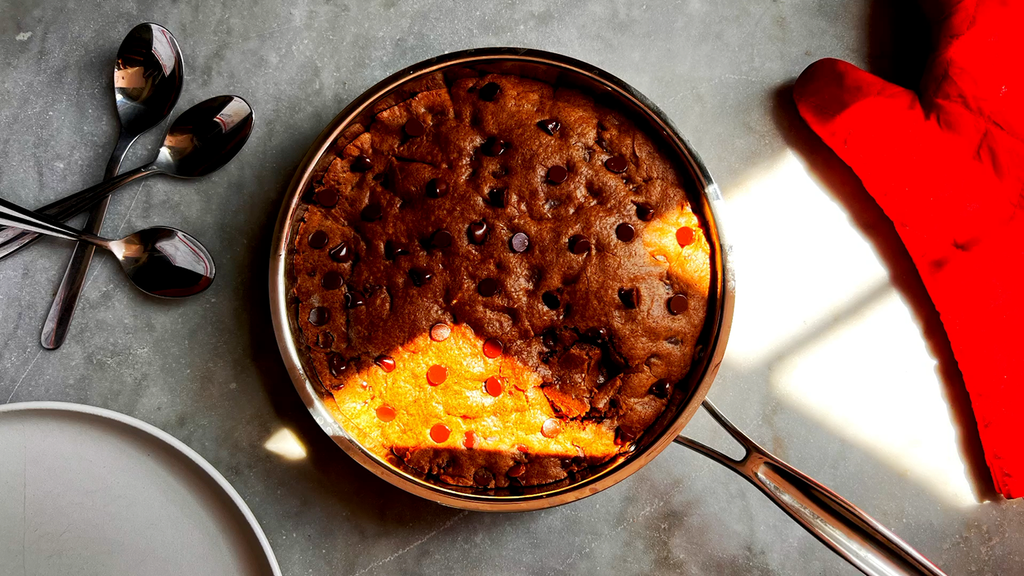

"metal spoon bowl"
[109, 227, 215, 297]
[113, 23, 184, 146]
[153, 95, 255, 177]
[0, 95, 254, 259]
[0, 197, 214, 298]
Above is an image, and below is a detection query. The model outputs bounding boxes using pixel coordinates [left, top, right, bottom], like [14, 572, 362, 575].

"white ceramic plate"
[0, 402, 281, 576]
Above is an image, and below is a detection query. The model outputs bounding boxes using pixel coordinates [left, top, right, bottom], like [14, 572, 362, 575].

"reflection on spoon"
[149, 25, 177, 77]
[114, 66, 146, 89]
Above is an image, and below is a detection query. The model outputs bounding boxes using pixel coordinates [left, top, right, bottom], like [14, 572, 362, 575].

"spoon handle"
[0, 197, 106, 248]
[0, 164, 155, 260]
[40, 133, 134, 349]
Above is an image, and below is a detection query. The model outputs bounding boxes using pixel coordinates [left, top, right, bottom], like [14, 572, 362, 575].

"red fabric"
[793, 0, 1024, 498]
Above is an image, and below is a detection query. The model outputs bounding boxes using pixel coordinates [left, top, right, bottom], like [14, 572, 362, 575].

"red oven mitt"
[793, 0, 1024, 498]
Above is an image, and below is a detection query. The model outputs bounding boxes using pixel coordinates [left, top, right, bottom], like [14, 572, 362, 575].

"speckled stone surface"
[1, 1, 1021, 575]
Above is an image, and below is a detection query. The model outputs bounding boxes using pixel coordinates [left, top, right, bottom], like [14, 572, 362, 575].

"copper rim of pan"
[269, 47, 736, 511]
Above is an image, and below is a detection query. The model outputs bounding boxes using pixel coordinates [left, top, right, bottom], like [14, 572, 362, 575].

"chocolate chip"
[488, 187, 507, 208]
[351, 154, 373, 173]
[317, 331, 334, 349]
[427, 364, 447, 386]
[308, 231, 329, 249]
[542, 418, 562, 438]
[547, 165, 568, 184]
[435, 436, 461, 463]
[509, 232, 529, 253]
[615, 223, 636, 242]
[425, 178, 448, 198]
[409, 267, 433, 287]
[308, 307, 330, 326]
[483, 338, 503, 359]
[479, 82, 500, 101]
[568, 234, 591, 255]
[584, 327, 608, 343]
[478, 278, 499, 297]
[537, 119, 561, 135]
[375, 355, 396, 372]
[329, 241, 354, 263]
[542, 329, 559, 348]
[344, 289, 365, 309]
[315, 190, 338, 207]
[361, 203, 383, 222]
[430, 323, 451, 342]
[635, 202, 655, 221]
[468, 220, 488, 244]
[484, 376, 503, 396]
[481, 136, 508, 157]
[676, 226, 695, 247]
[605, 155, 627, 173]
[384, 240, 410, 260]
[321, 271, 343, 290]
[403, 118, 426, 137]
[649, 379, 671, 399]
[667, 294, 688, 315]
[377, 405, 397, 422]
[542, 291, 560, 310]
[430, 229, 453, 249]
[618, 287, 639, 309]
[327, 353, 347, 377]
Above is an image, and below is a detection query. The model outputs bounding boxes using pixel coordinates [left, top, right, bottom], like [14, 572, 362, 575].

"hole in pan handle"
[674, 400, 947, 576]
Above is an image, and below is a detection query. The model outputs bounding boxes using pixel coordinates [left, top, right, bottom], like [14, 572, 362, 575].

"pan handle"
[674, 400, 946, 576]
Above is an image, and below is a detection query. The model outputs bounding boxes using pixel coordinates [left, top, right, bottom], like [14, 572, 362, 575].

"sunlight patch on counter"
[771, 290, 974, 506]
[721, 150, 974, 506]
[264, 427, 308, 461]
[722, 149, 888, 365]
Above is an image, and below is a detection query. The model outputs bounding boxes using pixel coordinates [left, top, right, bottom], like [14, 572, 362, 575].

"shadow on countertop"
[769, 0, 998, 503]
[241, 175, 461, 532]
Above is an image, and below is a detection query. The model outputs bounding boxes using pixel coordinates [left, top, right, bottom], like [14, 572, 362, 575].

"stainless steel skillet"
[269, 48, 946, 576]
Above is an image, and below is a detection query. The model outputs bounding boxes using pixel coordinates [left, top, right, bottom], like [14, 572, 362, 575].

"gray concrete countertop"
[2, 1, 1020, 574]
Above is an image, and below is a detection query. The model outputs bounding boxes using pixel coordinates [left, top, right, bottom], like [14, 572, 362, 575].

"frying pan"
[269, 48, 946, 576]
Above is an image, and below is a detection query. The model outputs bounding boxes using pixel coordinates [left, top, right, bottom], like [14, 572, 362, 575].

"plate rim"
[0, 400, 283, 576]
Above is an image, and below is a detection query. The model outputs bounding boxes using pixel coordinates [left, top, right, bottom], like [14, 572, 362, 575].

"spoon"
[43, 22, 184, 349]
[0, 95, 254, 259]
[0, 197, 214, 298]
